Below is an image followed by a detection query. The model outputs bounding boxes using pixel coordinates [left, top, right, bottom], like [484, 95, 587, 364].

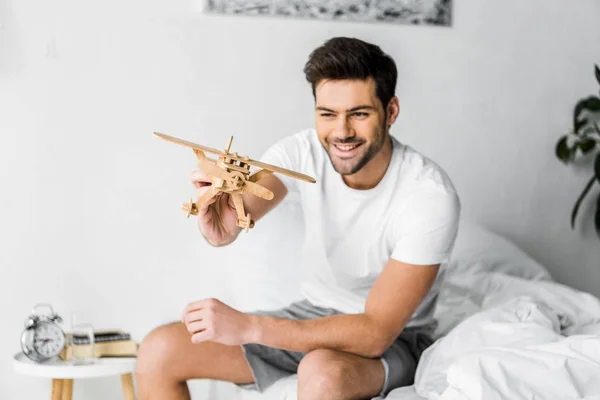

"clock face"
[33, 321, 65, 358]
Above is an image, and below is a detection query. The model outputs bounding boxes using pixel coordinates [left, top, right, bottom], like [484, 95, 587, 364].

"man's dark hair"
[303, 37, 398, 110]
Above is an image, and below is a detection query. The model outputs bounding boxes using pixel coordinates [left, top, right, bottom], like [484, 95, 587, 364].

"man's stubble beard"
[326, 125, 388, 176]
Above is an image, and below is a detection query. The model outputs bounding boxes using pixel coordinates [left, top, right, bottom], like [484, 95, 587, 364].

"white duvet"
[414, 271, 600, 400]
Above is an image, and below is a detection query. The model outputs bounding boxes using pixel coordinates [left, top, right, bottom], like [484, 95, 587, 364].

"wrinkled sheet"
[413, 271, 600, 400]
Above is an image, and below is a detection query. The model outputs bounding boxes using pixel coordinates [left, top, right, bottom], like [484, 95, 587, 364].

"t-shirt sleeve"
[258, 134, 303, 194]
[391, 191, 461, 266]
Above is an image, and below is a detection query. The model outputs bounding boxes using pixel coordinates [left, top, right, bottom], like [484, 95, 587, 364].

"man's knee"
[297, 349, 348, 397]
[136, 322, 185, 377]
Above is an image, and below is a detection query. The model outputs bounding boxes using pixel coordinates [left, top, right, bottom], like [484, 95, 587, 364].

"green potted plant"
[555, 64, 600, 238]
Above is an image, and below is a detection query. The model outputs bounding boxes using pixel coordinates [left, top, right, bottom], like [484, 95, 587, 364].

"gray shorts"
[238, 300, 434, 397]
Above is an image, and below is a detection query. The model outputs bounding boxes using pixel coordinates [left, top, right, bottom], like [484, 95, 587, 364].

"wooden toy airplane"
[154, 132, 316, 232]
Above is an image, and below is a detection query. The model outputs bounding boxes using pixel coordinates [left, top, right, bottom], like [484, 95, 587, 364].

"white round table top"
[13, 352, 136, 379]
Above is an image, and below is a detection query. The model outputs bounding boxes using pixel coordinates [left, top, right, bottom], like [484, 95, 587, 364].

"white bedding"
[189, 218, 600, 399]
[410, 221, 600, 400]
[414, 272, 600, 400]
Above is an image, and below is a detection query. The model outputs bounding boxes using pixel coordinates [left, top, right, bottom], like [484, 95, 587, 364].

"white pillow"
[448, 219, 551, 281]
[432, 220, 552, 338]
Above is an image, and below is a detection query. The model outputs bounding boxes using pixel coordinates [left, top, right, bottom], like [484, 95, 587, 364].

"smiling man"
[136, 37, 461, 400]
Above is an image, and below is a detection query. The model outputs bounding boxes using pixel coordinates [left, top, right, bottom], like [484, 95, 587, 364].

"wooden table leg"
[62, 379, 73, 400]
[51, 379, 63, 400]
[121, 373, 136, 400]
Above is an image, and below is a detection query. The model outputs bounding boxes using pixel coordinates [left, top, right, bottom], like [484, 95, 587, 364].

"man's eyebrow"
[315, 105, 377, 113]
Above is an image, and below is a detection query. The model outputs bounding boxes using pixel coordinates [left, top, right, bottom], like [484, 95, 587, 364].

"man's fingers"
[184, 301, 203, 314]
[181, 308, 204, 325]
[182, 301, 202, 320]
[184, 298, 219, 315]
[197, 193, 223, 217]
[189, 169, 230, 215]
[194, 182, 211, 189]
[190, 170, 212, 187]
[223, 192, 236, 211]
[191, 328, 212, 344]
[182, 310, 205, 324]
[186, 320, 205, 335]
[195, 187, 216, 204]
[182, 298, 219, 325]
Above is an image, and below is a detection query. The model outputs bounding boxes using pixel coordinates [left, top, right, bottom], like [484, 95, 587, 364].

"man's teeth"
[335, 144, 360, 151]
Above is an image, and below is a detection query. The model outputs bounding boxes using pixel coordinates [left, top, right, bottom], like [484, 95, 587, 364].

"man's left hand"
[181, 298, 258, 346]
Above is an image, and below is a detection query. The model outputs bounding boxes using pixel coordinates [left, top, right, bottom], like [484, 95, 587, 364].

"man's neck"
[342, 135, 393, 190]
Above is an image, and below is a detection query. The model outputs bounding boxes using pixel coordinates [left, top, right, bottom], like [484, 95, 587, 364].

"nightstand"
[13, 352, 136, 400]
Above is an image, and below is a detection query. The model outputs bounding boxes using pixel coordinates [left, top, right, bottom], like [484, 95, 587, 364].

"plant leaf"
[574, 99, 589, 133]
[579, 139, 596, 154]
[556, 136, 571, 163]
[587, 96, 600, 111]
[596, 152, 600, 183]
[596, 195, 600, 239]
[580, 126, 596, 138]
[575, 117, 588, 133]
[574, 97, 600, 132]
[571, 176, 596, 229]
[596, 64, 600, 86]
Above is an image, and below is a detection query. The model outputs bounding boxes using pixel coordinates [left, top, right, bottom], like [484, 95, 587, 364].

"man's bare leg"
[135, 322, 254, 400]
[297, 349, 385, 400]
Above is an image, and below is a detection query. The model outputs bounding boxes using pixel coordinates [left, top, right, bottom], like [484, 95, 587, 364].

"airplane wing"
[154, 131, 316, 184]
[154, 132, 225, 156]
[243, 159, 316, 184]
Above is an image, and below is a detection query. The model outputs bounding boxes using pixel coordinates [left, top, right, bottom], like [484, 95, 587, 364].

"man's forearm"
[249, 313, 392, 358]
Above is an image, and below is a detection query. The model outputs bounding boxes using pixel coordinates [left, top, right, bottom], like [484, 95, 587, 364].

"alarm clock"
[20, 303, 66, 362]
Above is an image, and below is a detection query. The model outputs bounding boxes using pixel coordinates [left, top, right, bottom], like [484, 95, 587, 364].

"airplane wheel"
[182, 198, 195, 218]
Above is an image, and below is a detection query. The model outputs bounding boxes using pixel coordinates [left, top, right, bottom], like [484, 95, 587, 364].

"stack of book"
[60, 330, 138, 360]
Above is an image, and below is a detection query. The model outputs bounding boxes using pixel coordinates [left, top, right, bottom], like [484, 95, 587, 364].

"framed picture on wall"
[202, 0, 452, 27]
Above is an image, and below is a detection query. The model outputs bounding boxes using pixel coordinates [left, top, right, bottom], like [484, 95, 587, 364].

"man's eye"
[353, 113, 369, 118]
[320, 113, 335, 118]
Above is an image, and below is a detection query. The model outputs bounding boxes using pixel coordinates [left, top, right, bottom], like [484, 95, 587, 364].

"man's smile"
[330, 142, 364, 158]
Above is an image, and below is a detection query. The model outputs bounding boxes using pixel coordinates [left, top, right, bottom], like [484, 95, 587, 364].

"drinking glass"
[69, 313, 96, 365]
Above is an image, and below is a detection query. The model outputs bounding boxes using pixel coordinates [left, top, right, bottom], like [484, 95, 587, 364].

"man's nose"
[333, 116, 353, 139]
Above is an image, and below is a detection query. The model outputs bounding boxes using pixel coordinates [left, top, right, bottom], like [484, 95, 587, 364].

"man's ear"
[386, 96, 400, 126]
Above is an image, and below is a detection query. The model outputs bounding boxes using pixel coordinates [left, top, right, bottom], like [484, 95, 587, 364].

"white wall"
[2, 0, 599, 398]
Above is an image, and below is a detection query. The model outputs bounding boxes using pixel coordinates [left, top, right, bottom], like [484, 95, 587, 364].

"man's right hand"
[190, 170, 241, 247]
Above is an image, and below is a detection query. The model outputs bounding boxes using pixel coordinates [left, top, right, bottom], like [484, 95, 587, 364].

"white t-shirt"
[260, 129, 461, 330]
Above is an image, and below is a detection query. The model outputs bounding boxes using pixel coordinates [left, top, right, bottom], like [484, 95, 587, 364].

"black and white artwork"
[204, 0, 452, 26]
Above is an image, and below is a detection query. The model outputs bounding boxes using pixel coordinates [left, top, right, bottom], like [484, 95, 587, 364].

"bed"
[188, 211, 600, 399]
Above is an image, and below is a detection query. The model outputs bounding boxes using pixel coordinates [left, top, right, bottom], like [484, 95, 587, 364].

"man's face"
[314, 78, 388, 176]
